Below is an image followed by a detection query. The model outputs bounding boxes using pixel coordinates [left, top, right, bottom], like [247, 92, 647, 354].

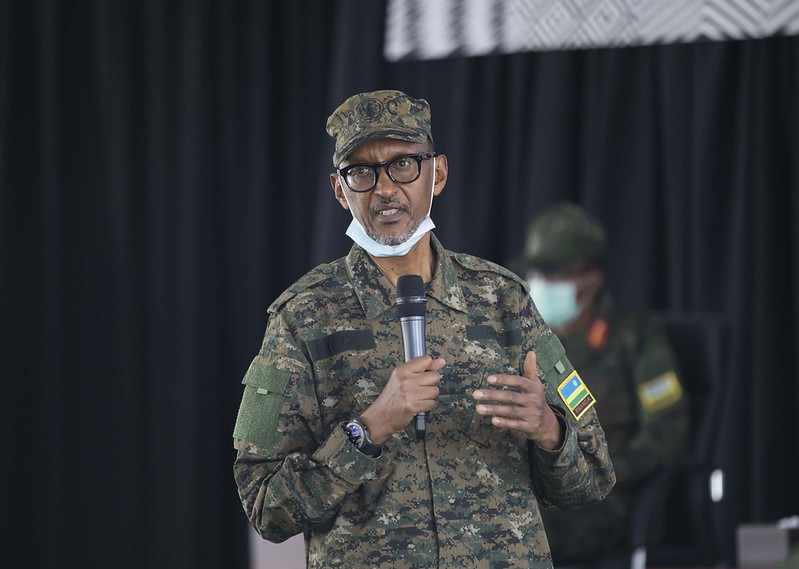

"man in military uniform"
[516, 202, 690, 566]
[232, 91, 616, 568]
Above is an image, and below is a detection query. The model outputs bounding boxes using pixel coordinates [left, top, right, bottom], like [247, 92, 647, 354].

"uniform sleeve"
[232, 311, 394, 543]
[608, 317, 691, 484]
[522, 296, 616, 510]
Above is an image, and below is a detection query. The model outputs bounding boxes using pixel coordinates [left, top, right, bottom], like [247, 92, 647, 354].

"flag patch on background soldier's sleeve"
[557, 371, 596, 420]
[638, 370, 682, 413]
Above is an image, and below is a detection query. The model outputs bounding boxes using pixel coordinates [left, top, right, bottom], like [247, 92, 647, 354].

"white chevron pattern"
[385, 0, 799, 61]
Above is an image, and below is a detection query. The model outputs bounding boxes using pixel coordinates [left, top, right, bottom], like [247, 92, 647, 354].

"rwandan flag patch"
[638, 370, 683, 413]
[557, 371, 596, 421]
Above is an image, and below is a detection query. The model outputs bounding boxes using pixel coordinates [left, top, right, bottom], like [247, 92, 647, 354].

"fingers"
[471, 351, 547, 437]
[416, 376, 442, 400]
[480, 374, 537, 395]
[523, 350, 537, 381]
[481, 351, 540, 394]
[475, 402, 524, 419]
[474, 398, 544, 436]
[473, 388, 523, 406]
[483, 415, 528, 430]
[405, 355, 446, 373]
[417, 393, 440, 411]
[428, 357, 447, 372]
[400, 356, 445, 387]
[365, 356, 446, 439]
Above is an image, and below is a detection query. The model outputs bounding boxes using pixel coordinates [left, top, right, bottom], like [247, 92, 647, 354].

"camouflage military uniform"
[541, 294, 690, 564]
[233, 234, 615, 569]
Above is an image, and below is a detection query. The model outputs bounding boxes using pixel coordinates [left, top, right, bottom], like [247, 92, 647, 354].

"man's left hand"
[472, 350, 564, 450]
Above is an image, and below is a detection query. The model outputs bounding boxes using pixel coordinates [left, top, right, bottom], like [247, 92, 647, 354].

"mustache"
[371, 198, 409, 214]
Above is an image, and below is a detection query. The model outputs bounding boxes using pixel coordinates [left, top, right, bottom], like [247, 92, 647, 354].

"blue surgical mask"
[528, 277, 583, 328]
[344, 157, 436, 258]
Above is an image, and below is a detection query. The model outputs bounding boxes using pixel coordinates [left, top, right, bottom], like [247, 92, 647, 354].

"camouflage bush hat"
[326, 89, 433, 167]
[518, 202, 607, 270]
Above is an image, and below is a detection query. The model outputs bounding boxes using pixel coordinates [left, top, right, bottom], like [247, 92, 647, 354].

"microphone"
[396, 274, 428, 440]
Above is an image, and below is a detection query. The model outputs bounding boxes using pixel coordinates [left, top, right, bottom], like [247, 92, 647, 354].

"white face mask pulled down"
[344, 157, 436, 258]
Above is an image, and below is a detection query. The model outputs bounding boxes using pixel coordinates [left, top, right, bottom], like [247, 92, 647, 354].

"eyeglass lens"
[345, 155, 422, 191]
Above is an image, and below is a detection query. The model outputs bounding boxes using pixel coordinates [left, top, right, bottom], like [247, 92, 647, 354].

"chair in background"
[626, 312, 733, 569]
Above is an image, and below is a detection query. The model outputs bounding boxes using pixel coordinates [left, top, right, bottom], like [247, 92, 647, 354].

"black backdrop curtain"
[1, 1, 797, 568]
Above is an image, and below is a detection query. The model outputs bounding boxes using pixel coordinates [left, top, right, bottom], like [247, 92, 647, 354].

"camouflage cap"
[518, 202, 607, 270]
[326, 89, 433, 167]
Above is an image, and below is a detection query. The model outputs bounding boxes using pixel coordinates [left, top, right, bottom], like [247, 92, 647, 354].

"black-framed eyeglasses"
[337, 151, 436, 193]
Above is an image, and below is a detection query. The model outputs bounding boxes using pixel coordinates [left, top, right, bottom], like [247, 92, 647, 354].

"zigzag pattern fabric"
[384, 0, 799, 61]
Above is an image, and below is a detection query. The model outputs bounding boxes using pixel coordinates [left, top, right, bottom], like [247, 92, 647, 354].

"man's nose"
[372, 166, 399, 196]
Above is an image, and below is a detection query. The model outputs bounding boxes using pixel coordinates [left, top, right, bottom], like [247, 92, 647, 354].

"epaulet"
[267, 260, 344, 315]
[452, 252, 529, 291]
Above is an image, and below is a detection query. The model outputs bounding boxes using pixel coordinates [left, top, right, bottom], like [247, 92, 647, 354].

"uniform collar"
[345, 233, 468, 320]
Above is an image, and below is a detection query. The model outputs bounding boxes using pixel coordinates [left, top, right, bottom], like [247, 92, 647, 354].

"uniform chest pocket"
[461, 323, 526, 449]
[464, 323, 523, 372]
[306, 328, 394, 420]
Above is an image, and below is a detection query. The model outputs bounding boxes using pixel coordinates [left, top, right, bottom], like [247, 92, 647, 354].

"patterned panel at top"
[384, 0, 799, 61]
[701, 0, 767, 40]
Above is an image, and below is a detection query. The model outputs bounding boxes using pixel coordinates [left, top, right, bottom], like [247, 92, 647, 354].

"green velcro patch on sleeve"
[233, 362, 292, 452]
[535, 333, 567, 374]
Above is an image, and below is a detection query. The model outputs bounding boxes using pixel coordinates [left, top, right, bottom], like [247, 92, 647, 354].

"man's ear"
[433, 154, 448, 197]
[330, 173, 350, 211]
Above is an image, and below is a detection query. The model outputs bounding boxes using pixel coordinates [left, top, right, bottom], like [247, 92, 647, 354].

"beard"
[368, 218, 420, 246]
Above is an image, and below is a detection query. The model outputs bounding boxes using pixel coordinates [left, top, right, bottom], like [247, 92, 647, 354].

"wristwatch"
[344, 418, 382, 458]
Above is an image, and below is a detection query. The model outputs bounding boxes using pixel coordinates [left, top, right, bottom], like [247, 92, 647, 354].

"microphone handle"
[400, 317, 426, 361]
[399, 316, 427, 440]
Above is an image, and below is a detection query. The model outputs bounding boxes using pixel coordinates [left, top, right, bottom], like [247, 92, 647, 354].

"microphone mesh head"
[396, 274, 426, 318]
[396, 274, 424, 298]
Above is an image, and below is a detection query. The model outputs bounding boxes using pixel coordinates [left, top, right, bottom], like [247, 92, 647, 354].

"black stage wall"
[1, 2, 797, 568]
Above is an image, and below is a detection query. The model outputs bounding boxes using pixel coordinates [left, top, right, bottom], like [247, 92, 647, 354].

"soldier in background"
[232, 91, 615, 568]
[515, 202, 690, 566]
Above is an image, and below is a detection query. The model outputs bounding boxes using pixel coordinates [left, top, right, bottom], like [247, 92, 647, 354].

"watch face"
[345, 419, 380, 457]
